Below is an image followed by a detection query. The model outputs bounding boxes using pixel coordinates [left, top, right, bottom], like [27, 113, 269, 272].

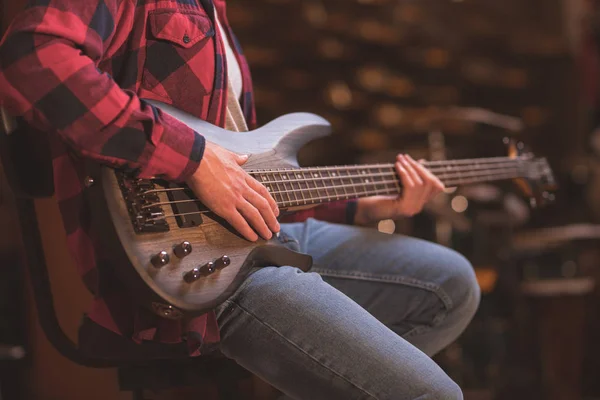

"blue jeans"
[213, 218, 481, 400]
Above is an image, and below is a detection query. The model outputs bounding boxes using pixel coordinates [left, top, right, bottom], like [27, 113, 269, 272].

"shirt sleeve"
[278, 199, 358, 225]
[0, 0, 204, 182]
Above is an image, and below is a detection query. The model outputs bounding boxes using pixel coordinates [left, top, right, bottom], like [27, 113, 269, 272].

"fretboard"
[249, 156, 526, 208]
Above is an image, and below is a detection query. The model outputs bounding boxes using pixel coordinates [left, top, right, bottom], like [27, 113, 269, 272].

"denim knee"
[430, 375, 464, 400]
[445, 250, 481, 324]
[405, 367, 463, 400]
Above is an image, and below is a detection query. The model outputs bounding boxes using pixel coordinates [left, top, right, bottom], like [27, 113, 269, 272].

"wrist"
[354, 198, 371, 226]
[355, 197, 394, 226]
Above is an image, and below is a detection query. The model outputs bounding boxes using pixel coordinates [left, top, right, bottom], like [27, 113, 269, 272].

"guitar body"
[81, 100, 556, 321]
[85, 102, 332, 319]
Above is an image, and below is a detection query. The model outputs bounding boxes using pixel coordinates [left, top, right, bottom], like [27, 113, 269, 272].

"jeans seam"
[230, 299, 379, 400]
[312, 268, 454, 311]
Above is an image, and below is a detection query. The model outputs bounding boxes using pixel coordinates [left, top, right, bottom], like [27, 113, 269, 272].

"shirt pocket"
[142, 9, 216, 101]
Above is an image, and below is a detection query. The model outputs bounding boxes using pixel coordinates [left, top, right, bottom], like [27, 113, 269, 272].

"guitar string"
[151, 171, 523, 221]
[252, 162, 519, 185]
[139, 159, 528, 196]
[145, 170, 522, 220]
[140, 167, 523, 210]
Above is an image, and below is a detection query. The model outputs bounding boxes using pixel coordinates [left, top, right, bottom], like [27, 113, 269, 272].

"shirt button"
[183, 34, 190, 44]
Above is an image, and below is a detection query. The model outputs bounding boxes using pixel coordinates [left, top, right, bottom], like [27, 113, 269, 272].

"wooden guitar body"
[86, 104, 331, 320]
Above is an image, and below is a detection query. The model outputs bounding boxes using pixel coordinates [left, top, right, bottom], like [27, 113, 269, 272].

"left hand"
[354, 154, 445, 225]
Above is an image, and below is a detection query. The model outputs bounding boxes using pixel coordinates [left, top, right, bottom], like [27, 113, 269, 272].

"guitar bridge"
[116, 171, 170, 234]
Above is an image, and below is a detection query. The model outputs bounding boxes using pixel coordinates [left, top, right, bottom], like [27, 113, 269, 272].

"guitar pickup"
[165, 182, 205, 228]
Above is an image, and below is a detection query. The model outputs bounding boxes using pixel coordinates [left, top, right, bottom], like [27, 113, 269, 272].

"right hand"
[186, 141, 280, 241]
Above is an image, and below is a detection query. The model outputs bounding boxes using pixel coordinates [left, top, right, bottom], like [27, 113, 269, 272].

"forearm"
[354, 196, 398, 226]
[279, 200, 358, 225]
[0, 1, 204, 182]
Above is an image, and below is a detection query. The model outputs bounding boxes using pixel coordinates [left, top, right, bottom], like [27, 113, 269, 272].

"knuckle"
[258, 199, 271, 212]
[234, 194, 245, 204]
[260, 185, 270, 196]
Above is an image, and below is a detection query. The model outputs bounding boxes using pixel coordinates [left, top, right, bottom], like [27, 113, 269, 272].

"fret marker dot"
[365, 179, 370, 183]
[283, 175, 287, 180]
[314, 173, 318, 177]
[362, 170, 366, 174]
[332, 172, 336, 176]
[262, 176, 266, 181]
[297, 174, 302, 178]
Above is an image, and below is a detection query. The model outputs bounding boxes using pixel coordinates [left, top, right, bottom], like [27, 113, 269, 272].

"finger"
[234, 153, 249, 166]
[398, 154, 423, 187]
[407, 155, 445, 191]
[404, 156, 434, 205]
[222, 208, 259, 242]
[406, 155, 432, 180]
[427, 188, 441, 202]
[244, 185, 280, 233]
[395, 158, 415, 191]
[247, 176, 280, 217]
[418, 181, 433, 206]
[237, 200, 273, 240]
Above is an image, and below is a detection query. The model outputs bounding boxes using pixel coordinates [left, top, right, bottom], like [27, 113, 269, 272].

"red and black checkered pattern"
[0, 0, 354, 355]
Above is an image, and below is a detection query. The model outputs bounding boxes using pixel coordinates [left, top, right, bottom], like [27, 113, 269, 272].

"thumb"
[235, 153, 249, 165]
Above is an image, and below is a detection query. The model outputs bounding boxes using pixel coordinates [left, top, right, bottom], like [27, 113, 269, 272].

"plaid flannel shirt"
[0, 0, 355, 356]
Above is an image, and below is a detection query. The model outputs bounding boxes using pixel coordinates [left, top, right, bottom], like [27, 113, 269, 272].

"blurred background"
[1, 0, 600, 399]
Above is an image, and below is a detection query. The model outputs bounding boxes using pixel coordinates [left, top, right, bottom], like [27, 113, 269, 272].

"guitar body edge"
[81, 105, 330, 319]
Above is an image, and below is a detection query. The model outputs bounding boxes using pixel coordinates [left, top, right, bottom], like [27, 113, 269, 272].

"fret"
[375, 166, 391, 195]
[392, 165, 402, 194]
[260, 172, 284, 207]
[337, 168, 354, 199]
[327, 169, 341, 200]
[303, 170, 318, 203]
[359, 168, 369, 196]
[335, 168, 350, 199]
[293, 170, 308, 205]
[311, 170, 325, 201]
[452, 161, 463, 186]
[276, 171, 294, 207]
[369, 167, 379, 194]
[283, 170, 300, 206]
[317, 169, 333, 201]
[345, 168, 362, 198]
[269, 171, 287, 207]
[372, 166, 384, 195]
[438, 162, 451, 187]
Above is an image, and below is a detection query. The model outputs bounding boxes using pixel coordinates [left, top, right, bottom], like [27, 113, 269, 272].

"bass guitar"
[83, 101, 557, 320]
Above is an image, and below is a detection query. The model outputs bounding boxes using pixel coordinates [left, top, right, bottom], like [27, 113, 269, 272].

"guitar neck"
[249, 156, 526, 208]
